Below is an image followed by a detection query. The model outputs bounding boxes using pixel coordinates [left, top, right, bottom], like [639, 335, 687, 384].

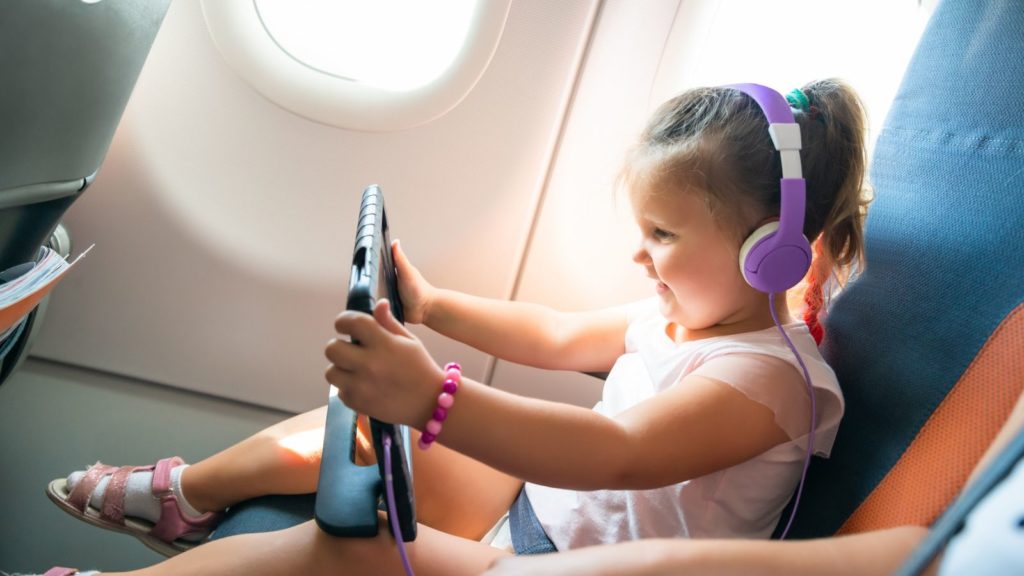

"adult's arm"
[483, 526, 930, 576]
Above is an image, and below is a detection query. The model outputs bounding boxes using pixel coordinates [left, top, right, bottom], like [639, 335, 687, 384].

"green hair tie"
[785, 88, 811, 112]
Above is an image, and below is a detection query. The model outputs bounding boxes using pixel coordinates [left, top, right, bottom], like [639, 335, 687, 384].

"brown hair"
[621, 79, 871, 339]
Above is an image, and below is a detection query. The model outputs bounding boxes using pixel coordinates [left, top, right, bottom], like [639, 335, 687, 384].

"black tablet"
[314, 185, 417, 541]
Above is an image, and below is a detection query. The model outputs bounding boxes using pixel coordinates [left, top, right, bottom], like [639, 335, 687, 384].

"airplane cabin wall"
[32, 0, 604, 413]
[488, 0, 679, 404]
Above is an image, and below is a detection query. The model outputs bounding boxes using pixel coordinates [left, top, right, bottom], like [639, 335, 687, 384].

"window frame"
[200, 0, 512, 132]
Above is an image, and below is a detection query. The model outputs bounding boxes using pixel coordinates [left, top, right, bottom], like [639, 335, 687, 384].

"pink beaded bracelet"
[418, 362, 461, 450]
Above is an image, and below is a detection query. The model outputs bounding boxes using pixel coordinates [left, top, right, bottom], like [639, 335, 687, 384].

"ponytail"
[796, 79, 871, 343]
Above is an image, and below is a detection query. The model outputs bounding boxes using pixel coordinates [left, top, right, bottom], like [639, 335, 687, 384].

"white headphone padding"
[738, 221, 781, 284]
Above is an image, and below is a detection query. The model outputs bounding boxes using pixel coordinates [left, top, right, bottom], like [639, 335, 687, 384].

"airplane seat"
[0, 0, 171, 388]
[777, 0, 1024, 538]
[214, 0, 1024, 547]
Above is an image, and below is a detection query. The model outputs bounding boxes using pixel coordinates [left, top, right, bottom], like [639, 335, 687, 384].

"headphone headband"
[728, 83, 798, 124]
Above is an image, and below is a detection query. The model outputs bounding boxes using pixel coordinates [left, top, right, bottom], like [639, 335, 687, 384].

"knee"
[305, 516, 405, 571]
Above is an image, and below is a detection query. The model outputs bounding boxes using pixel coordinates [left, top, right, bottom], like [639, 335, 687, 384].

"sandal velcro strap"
[151, 456, 184, 497]
[43, 568, 80, 576]
[149, 495, 222, 542]
[66, 463, 117, 513]
[100, 465, 152, 524]
[148, 456, 223, 543]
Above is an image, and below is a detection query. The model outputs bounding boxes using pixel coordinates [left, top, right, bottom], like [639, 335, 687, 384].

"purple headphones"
[728, 83, 812, 294]
[729, 84, 818, 540]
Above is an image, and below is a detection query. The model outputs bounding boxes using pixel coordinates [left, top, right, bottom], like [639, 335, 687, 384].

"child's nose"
[632, 244, 650, 264]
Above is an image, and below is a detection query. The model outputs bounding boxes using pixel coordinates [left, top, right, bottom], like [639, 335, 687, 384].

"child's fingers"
[374, 299, 413, 338]
[393, 239, 421, 281]
[390, 239, 433, 325]
[392, 239, 413, 275]
[334, 310, 386, 346]
[324, 336, 364, 371]
[391, 238, 403, 264]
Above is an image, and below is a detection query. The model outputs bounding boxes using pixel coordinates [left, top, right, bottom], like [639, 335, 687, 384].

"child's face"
[630, 184, 753, 330]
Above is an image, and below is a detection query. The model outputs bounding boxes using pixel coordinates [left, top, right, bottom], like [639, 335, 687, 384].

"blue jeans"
[213, 488, 559, 555]
[508, 488, 557, 555]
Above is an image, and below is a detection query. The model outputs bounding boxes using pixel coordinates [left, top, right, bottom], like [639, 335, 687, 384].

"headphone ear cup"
[739, 222, 812, 293]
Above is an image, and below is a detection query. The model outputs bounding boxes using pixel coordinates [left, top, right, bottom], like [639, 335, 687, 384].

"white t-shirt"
[524, 298, 845, 550]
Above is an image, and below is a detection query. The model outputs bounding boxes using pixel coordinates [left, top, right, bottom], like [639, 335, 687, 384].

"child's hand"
[392, 239, 435, 325]
[324, 298, 442, 427]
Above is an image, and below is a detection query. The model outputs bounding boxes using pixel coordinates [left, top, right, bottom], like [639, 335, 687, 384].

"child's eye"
[653, 228, 676, 241]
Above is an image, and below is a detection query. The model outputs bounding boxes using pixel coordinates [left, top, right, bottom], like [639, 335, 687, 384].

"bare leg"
[410, 434, 522, 540]
[104, 519, 508, 576]
[181, 405, 522, 539]
[181, 406, 332, 513]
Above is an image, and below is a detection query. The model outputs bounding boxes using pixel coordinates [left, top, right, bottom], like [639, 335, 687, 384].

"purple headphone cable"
[383, 432, 416, 576]
[769, 291, 818, 540]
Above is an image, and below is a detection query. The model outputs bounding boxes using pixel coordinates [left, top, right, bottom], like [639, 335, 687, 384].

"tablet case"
[314, 185, 417, 541]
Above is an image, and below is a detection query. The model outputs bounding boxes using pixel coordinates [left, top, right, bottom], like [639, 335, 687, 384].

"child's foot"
[46, 457, 223, 557]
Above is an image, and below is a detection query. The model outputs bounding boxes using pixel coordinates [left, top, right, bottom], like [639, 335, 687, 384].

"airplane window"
[253, 0, 476, 92]
[200, 0, 510, 131]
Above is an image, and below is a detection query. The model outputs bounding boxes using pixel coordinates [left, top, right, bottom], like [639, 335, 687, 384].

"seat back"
[0, 0, 171, 384]
[783, 0, 1024, 537]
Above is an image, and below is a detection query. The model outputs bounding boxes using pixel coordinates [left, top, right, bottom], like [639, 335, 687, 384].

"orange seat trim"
[837, 302, 1024, 534]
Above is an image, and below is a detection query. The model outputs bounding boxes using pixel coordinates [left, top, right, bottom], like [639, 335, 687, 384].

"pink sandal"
[46, 457, 222, 557]
[43, 569, 89, 576]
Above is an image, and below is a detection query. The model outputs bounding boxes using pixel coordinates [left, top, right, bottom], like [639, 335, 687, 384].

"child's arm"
[440, 366, 795, 489]
[394, 240, 628, 373]
[425, 289, 629, 372]
[328, 303, 798, 490]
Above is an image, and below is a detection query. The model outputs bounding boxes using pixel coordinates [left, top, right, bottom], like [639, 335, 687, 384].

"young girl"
[39, 79, 867, 576]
